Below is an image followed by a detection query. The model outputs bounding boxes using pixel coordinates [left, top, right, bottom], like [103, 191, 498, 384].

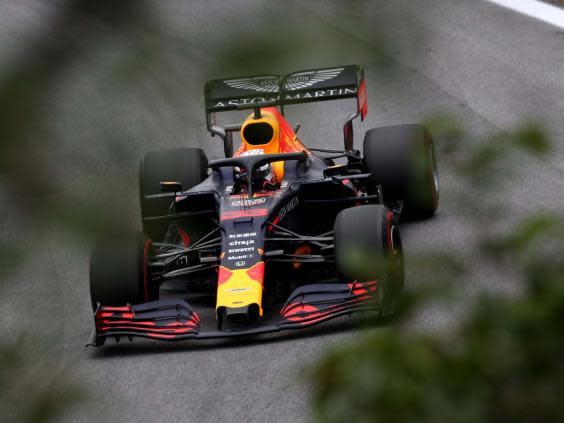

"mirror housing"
[159, 181, 183, 193]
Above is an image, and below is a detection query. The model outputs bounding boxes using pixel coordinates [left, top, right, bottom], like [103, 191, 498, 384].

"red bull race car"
[88, 65, 439, 346]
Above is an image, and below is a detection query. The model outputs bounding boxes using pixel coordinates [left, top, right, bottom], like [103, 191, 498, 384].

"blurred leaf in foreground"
[310, 119, 564, 422]
[311, 217, 564, 422]
[0, 338, 86, 423]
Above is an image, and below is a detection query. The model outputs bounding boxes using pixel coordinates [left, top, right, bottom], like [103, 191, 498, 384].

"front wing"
[88, 281, 378, 346]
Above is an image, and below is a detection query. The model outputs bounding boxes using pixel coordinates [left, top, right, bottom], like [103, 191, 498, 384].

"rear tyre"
[334, 205, 404, 315]
[363, 124, 439, 220]
[140, 148, 208, 240]
[89, 232, 157, 310]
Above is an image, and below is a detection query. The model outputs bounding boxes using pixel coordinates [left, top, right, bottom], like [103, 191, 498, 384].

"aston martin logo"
[224, 68, 344, 93]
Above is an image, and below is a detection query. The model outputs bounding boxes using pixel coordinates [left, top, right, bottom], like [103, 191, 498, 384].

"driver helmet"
[234, 148, 276, 191]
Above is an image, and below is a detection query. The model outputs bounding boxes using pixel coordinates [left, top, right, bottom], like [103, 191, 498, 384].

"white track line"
[486, 0, 564, 30]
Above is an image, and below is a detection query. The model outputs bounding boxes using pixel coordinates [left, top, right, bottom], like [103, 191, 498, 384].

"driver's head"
[234, 148, 277, 192]
[240, 109, 280, 155]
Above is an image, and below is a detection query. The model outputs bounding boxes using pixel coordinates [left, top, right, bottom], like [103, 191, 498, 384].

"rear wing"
[204, 65, 367, 156]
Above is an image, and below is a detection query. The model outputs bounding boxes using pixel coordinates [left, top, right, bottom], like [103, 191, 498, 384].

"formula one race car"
[88, 65, 439, 345]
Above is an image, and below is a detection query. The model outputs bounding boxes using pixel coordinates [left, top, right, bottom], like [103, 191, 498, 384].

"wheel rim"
[390, 225, 403, 271]
[380, 224, 403, 315]
[429, 143, 439, 200]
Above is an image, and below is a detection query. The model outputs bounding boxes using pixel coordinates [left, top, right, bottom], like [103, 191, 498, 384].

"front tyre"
[334, 205, 404, 316]
[89, 232, 158, 310]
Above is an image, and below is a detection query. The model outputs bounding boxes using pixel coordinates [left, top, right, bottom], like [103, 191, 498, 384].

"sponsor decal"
[228, 232, 257, 239]
[240, 148, 264, 156]
[227, 252, 256, 262]
[176, 256, 188, 267]
[228, 247, 255, 253]
[278, 196, 299, 220]
[229, 240, 255, 246]
[227, 288, 250, 293]
[212, 88, 357, 109]
[224, 68, 344, 93]
[227, 254, 254, 261]
[230, 197, 266, 207]
[221, 209, 267, 220]
[224, 232, 259, 268]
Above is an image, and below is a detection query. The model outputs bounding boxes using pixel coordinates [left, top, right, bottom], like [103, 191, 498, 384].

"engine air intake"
[242, 122, 274, 145]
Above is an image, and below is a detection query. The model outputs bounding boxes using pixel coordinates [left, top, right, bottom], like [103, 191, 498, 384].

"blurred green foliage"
[0, 0, 561, 422]
[0, 0, 401, 420]
[310, 122, 564, 422]
[0, 339, 86, 423]
[0, 1, 150, 421]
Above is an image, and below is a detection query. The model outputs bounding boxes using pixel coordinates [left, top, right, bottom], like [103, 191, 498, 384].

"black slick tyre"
[334, 205, 404, 315]
[140, 148, 208, 240]
[363, 124, 439, 220]
[89, 232, 157, 310]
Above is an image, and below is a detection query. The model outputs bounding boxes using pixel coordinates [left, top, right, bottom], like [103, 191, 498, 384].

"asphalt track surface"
[1, 1, 563, 422]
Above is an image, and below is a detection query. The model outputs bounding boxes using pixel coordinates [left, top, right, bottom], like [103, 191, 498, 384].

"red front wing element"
[280, 281, 377, 325]
[89, 282, 380, 346]
[94, 299, 200, 342]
